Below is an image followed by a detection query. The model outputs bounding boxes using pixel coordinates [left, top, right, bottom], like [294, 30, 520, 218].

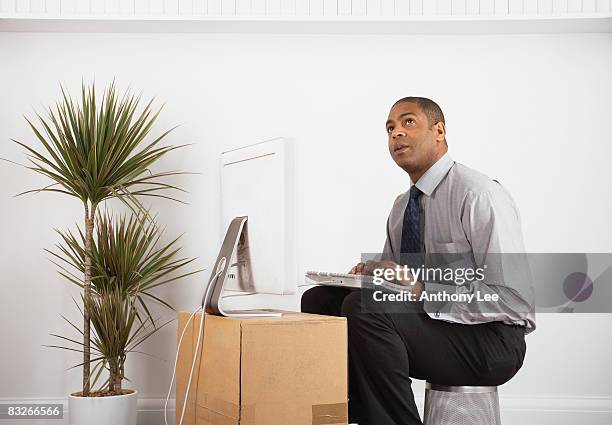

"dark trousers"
[300, 286, 527, 425]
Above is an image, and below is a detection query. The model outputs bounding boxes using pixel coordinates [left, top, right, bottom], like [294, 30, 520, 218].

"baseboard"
[497, 395, 612, 425]
[2, 395, 611, 425]
[0, 396, 175, 425]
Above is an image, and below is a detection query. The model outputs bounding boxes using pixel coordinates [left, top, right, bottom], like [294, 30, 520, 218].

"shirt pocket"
[426, 241, 473, 272]
[429, 241, 462, 254]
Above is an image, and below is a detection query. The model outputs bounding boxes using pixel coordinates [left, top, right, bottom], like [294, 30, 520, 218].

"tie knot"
[409, 185, 422, 200]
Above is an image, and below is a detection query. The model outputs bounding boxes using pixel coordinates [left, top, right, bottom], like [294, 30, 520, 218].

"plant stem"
[116, 360, 123, 393]
[83, 202, 95, 396]
[109, 359, 122, 395]
[109, 361, 116, 394]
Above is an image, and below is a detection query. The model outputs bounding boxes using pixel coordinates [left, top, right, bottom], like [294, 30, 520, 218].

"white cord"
[165, 259, 227, 425]
[163, 305, 202, 425]
[178, 306, 206, 425]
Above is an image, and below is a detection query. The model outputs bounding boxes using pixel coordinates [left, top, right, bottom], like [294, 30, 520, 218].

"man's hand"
[349, 260, 398, 277]
[349, 260, 424, 297]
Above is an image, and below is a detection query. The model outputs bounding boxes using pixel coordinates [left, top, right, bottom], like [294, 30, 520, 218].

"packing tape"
[240, 402, 348, 425]
[196, 404, 239, 425]
[193, 398, 348, 425]
[240, 404, 256, 425]
[196, 393, 240, 420]
[312, 402, 349, 425]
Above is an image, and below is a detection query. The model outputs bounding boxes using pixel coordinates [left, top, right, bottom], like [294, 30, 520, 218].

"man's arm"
[422, 187, 535, 327]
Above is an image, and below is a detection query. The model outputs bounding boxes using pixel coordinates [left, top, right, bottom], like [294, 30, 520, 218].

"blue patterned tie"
[400, 185, 423, 265]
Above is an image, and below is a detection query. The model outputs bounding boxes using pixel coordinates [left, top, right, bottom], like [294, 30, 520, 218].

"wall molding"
[0, 15, 611, 33]
[1, 0, 611, 19]
[1, 0, 611, 33]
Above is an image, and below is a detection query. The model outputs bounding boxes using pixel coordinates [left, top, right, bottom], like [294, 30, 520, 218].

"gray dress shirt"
[382, 153, 536, 334]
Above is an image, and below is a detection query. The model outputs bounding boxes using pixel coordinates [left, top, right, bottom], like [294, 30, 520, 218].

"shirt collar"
[413, 152, 454, 196]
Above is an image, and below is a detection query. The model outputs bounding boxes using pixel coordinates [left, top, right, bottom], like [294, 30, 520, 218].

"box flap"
[176, 312, 242, 424]
[197, 314, 242, 419]
[221, 309, 346, 325]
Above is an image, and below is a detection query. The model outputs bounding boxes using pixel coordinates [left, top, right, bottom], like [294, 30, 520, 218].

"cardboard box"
[176, 310, 348, 425]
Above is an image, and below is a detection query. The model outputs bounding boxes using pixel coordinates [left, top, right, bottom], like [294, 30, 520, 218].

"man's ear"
[434, 122, 446, 143]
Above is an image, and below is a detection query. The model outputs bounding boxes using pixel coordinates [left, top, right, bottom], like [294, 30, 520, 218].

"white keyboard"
[305, 271, 409, 293]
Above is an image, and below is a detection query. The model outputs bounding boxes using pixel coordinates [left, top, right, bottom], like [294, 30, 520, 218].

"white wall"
[1, 31, 611, 424]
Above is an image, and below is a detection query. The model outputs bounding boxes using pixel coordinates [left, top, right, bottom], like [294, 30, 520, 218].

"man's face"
[386, 101, 444, 175]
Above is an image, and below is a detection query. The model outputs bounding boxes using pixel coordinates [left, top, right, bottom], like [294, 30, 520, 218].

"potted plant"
[48, 211, 199, 425]
[8, 81, 194, 424]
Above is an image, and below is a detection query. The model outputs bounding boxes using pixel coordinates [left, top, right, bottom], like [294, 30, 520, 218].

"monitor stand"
[201, 216, 282, 318]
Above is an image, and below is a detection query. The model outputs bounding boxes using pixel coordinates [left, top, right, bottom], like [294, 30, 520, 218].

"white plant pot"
[68, 390, 137, 425]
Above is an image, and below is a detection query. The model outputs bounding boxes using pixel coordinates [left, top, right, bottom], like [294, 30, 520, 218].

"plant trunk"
[109, 360, 122, 395]
[83, 203, 95, 396]
[116, 363, 123, 393]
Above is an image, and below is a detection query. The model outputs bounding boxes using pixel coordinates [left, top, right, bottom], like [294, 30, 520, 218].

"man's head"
[386, 97, 447, 181]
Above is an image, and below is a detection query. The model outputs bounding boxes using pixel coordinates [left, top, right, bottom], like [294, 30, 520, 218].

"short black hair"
[392, 97, 445, 128]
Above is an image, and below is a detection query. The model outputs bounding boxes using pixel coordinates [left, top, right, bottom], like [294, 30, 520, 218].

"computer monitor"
[220, 138, 296, 295]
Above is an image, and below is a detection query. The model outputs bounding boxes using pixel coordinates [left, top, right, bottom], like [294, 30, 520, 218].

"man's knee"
[300, 286, 326, 314]
[340, 290, 363, 318]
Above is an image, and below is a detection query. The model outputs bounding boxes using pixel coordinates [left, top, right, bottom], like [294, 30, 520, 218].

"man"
[301, 97, 535, 425]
